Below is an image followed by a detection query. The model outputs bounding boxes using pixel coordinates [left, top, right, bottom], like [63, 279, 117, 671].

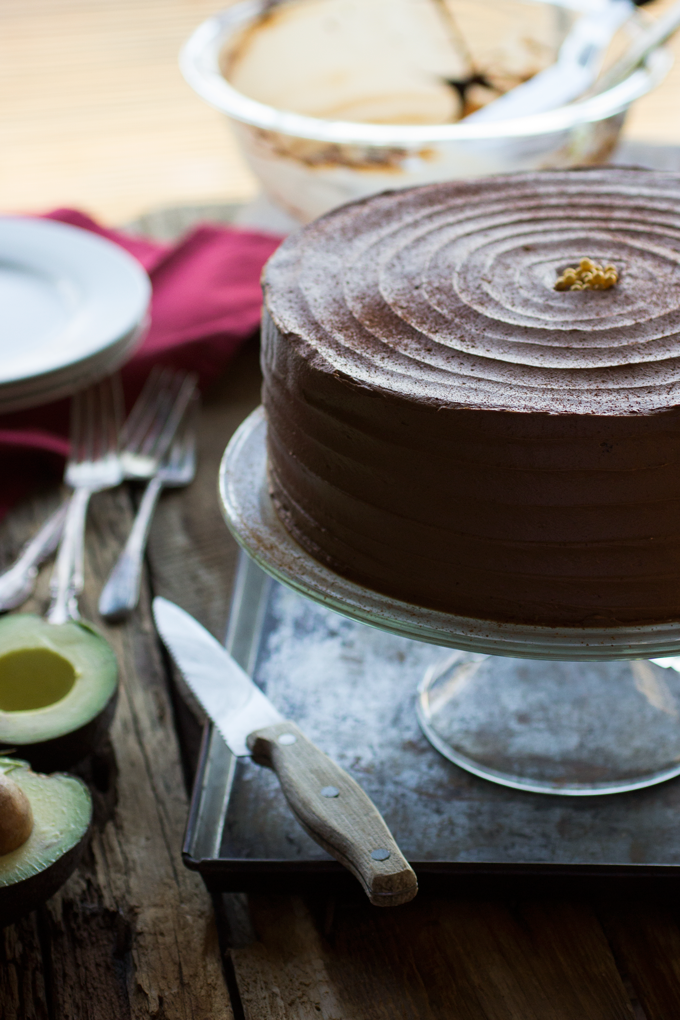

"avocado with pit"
[0, 614, 118, 771]
[0, 756, 92, 927]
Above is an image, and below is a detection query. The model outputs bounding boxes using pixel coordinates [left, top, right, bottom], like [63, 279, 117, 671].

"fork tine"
[122, 365, 163, 436]
[179, 429, 197, 475]
[146, 372, 198, 463]
[104, 374, 124, 457]
[138, 370, 184, 457]
[96, 380, 110, 461]
[49, 376, 124, 624]
[97, 382, 107, 462]
[84, 386, 96, 465]
[99, 393, 197, 620]
[169, 394, 198, 473]
[169, 428, 186, 471]
[69, 389, 85, 465]
[119, 365, 170, 454]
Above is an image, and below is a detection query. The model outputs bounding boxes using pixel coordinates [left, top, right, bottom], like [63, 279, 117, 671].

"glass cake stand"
[219, 407, 680, 797]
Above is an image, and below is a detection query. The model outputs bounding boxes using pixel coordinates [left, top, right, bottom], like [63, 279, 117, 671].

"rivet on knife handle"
[247, 721, 418, 907]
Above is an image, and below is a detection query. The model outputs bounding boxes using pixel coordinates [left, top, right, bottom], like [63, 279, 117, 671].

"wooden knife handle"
[248, 721, 417, 907]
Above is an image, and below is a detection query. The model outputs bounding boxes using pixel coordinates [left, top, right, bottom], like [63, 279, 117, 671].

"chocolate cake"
[261, 167, 680, 627]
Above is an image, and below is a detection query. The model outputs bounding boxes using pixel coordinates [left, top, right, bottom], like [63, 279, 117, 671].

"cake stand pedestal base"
[418, 653, 680, 796]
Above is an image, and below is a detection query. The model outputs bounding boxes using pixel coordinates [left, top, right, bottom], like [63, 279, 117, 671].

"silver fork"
[118, 366, 197, 483]
[47, 376, 124, 625]
[95, 368, 197, 621]
[99, 399, 198, 621]
[0, 369, 195, 616]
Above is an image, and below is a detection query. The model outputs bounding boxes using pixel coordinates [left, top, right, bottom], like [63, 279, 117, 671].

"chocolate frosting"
[261, 169, 680, 626]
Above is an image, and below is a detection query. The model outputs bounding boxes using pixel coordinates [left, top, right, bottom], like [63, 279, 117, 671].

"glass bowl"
[181, 0, 672, 223]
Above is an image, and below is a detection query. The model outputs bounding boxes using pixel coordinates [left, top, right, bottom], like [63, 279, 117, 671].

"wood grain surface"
[228, 893, 641, 1020]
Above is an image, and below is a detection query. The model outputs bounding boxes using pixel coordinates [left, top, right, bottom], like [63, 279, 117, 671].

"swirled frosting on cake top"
[261, 169, 680, 626]
[266, 167, 680, 414]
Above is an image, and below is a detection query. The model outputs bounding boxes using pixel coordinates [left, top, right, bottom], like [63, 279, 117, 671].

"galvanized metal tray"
[183, 550, 680, 894]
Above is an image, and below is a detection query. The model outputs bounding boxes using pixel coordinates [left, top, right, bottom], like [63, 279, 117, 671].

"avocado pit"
[0, 771, 33, 855]
[0, 757, 92, 926]
[0, 647, 76, 712]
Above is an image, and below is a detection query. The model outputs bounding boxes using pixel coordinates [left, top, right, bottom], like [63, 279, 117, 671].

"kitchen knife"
[152, 596, 417, 907]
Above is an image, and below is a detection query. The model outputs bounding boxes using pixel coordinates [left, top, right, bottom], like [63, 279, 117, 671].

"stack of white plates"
[0, 217, 151, 415]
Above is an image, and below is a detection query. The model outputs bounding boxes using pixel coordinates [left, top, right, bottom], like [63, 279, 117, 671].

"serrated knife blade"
[152, 596, 418, 907]
[153, 596, 282, 756]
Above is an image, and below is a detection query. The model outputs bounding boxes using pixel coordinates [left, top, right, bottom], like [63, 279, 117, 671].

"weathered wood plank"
[228, 893, 637, 1020]
[0, 479, 234, 1018]
[598, 897, 680, 1020]
[0, 914, 49, 1020]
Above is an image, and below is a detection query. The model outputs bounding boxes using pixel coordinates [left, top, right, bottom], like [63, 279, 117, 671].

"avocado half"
[0, 757, 92, 927]
[0, 615, 118, 771]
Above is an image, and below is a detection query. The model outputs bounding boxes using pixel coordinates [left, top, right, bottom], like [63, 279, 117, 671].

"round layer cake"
[261, 167, 680, 627]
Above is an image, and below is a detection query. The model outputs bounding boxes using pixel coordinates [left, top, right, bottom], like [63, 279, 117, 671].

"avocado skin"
[0, 686, 118, 771]
[0, 820, 92, 927]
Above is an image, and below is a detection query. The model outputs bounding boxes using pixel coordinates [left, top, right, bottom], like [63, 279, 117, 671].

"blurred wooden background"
[1, 0, 679, 225]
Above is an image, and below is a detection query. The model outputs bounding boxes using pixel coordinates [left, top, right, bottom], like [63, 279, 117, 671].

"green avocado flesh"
[0, 615, 118, 768]
[0, 758, 91, 919]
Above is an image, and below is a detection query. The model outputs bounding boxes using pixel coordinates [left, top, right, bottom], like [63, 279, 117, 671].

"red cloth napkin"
[0, 209, 282, 520]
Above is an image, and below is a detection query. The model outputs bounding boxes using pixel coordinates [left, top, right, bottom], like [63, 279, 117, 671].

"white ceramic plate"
[0, 217, 151, 410]
[219, 408, 680, 661]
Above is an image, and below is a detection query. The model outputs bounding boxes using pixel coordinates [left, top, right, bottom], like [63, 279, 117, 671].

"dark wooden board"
[225, 892, 638, 1020]
[597, 897, 680, 1019]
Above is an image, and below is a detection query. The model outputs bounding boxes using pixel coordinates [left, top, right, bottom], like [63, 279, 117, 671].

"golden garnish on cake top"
[554, 257, 618, 291]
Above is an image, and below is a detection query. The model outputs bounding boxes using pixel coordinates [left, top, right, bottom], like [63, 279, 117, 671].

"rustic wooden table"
[4, 209, 680, 1020]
